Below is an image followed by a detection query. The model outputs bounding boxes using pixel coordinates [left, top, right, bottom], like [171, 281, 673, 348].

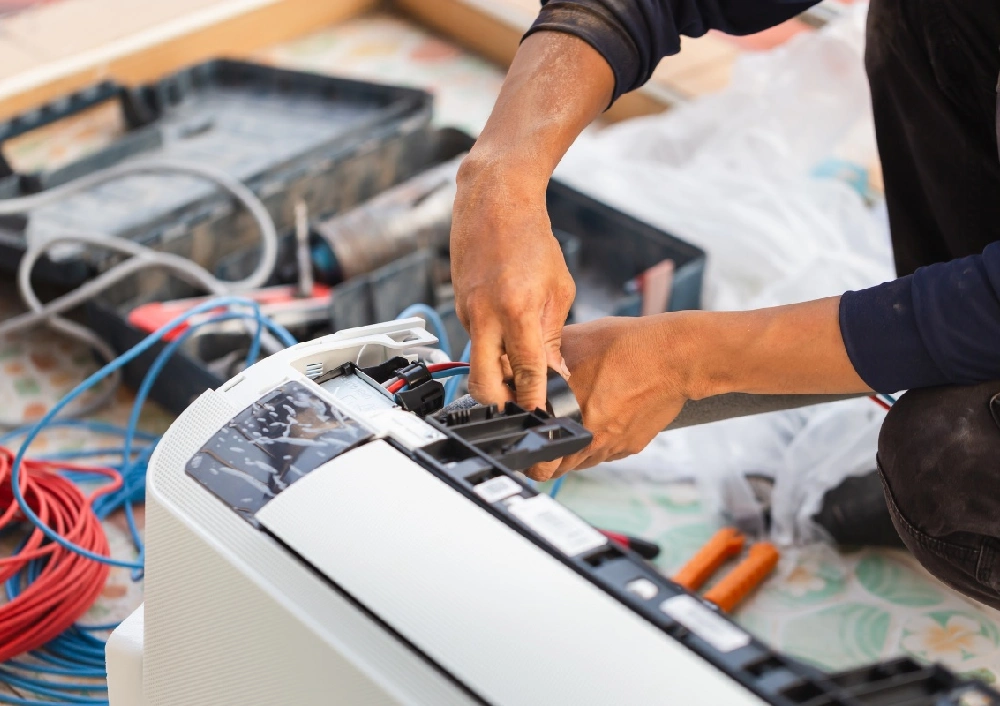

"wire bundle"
[869, 393, 897, 411]
[0, 158, 281, 429]
[0, 298, 297, 704]
[384, 362, 470, 394]
[0, 449, 118, 663]
[0, 297, 461, 703]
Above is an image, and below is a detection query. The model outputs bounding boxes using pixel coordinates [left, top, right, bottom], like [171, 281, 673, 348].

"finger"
[550, 447, 595, 479]
[467, 323, 512, 406]
[542, 311, 570, 380]
[571, 448, 611, 472]
[502, 315, 549, 412]
[525, 458, 560, 482]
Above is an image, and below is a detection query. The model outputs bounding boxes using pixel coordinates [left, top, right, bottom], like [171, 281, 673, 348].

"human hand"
[451, 156, 575, 412]
[526, 316, 691, 481]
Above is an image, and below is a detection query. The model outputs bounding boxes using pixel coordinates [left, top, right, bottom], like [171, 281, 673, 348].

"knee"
[876, 382, 1000, 610]
[877, 382, 1000, 538]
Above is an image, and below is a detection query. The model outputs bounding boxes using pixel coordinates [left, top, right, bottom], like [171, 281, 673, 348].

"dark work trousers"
[876, 383, 1000, 610]
[865, 0, 1000, 276]
[811, 0, 1000, 610]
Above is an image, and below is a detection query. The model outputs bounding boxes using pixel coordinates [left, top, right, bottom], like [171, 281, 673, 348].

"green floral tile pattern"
[856, 554, 944, 607]
[780, 603, 891, 670]
[900, 612, 1000, 676]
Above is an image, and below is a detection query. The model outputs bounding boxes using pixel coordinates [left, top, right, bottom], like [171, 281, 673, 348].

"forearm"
[458, 31, 613, 190]
[666, 297, 873, 400]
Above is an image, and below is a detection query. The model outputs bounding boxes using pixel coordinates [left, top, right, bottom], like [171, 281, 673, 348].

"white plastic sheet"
[554, 4, 895, 544]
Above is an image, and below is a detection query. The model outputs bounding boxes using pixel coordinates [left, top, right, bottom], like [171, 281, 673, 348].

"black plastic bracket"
[358, 356, 411, 384]
[431, 402, 591, 471]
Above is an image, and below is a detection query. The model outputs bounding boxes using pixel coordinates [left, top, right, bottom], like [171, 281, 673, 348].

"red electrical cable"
[385, 363, 469, 395]
[387, 379, 406, 394]
[869, 395, 892, 411]
[426, 363, 469, 371]
[0, 446, 120, 662]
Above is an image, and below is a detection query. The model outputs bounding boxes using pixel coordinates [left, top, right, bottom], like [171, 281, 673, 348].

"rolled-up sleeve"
[840, 242, 1000, 393]
[525, 0, 821, 101]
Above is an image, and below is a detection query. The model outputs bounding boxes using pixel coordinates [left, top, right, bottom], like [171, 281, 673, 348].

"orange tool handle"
[704, 542, 780, 613]
[672, 528, 745, 592]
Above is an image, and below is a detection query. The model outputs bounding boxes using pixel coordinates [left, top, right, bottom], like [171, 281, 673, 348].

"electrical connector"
[395, 380, 446, 416]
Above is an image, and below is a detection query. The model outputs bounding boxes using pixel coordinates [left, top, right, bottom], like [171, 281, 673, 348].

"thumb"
[542, 310, 570, 381]
[544, 337, 570, 382]
[526, 458, 560, 482]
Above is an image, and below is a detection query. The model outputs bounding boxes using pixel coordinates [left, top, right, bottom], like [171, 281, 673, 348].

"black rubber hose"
[443, 390, 863, 430]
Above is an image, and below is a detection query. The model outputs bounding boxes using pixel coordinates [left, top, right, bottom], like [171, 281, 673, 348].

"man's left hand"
[527, 316, 691, 481]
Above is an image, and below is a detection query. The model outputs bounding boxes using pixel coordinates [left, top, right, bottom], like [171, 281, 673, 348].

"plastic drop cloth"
[553, 4, 896, 545]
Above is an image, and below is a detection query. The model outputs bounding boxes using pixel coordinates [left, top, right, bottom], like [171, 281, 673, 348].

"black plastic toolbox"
[0, 59, 435, 304]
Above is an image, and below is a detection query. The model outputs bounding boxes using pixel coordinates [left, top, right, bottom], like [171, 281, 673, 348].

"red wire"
[426, 363, 469, 371]
[869, 395, 892, 411]
[0, 446, 119, 662]
[387, 379, 406, 394]
[386, 362, 469, 394]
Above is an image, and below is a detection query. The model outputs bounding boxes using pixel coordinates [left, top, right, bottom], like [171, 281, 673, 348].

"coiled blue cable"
[1, 299, 298, 704]
[8, 297, 295, 568]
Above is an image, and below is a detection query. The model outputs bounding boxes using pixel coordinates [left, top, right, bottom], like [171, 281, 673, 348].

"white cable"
[0, 158, 282, 427]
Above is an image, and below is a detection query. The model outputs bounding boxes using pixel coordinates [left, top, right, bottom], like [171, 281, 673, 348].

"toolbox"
[0, 59, 435, 303]
[88, 126, 707, 414]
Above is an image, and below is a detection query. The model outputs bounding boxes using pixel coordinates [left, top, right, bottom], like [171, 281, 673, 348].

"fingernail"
[557, 358, 571, 379]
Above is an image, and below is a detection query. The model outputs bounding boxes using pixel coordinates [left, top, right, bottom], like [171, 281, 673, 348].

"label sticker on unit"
[659, 595, 751, 653]
[473, 476, 523, 504]
[507, 494, 607, 557]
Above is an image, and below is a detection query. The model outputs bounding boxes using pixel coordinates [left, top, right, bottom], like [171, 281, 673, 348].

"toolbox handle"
[0, 80, 155, 185]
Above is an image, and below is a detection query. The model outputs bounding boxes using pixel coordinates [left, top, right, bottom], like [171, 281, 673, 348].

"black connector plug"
[397, 363, 432, 390]
[396, 380, 445, 416]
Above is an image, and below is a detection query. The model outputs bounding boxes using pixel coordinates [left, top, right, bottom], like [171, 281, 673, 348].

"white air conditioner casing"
[106, 319, 768, 706]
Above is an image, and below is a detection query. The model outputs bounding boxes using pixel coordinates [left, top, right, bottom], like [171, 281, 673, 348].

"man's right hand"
[451, 155, 575, 413]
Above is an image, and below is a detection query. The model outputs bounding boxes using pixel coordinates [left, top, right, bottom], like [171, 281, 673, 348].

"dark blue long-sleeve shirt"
[526, 0, 1000, 393]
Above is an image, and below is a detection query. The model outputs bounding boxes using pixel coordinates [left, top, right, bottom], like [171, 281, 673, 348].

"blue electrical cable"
[0, 421, 159, 448]
[116, 308, 279, 577]
[396, 304, 451, 359]
[444, 341, 471, 404]
[8, 297, 294, 568]
[431, 368, 468, 381]
[34, 447, 153, 463]
[0, 299, 298, 703]
[549, 476, 566, 499]
[0, 693, 102, 706]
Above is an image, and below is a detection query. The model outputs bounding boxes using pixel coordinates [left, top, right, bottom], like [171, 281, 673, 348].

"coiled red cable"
[0, 446, 119, 662]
